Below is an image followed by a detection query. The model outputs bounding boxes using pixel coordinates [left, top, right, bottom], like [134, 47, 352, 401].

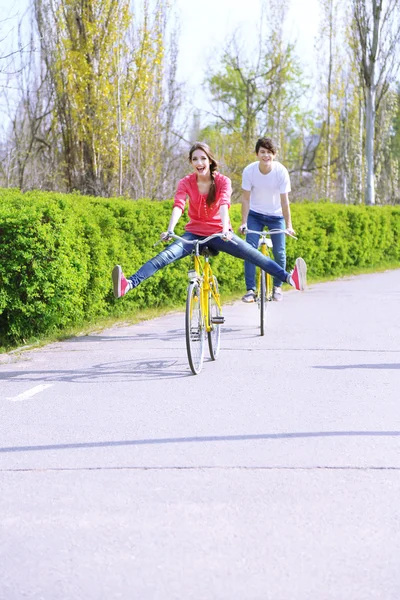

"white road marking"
[7, 384, 53, 401]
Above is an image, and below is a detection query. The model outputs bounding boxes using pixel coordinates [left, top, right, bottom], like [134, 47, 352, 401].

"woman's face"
[190, 149, 211, 177]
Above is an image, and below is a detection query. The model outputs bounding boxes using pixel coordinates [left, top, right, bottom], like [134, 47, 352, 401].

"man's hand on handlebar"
[238, 223, 247, 235]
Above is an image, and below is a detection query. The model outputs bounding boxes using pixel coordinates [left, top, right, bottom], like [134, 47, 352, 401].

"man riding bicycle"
[240, 137, 297, 303]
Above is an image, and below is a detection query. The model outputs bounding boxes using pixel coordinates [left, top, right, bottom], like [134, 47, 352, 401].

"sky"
[0, 0, 321, 123]
[174, 0, 320, 82]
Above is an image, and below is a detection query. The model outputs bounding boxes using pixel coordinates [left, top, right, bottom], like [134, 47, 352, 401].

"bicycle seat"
[199, 246, 219, 257]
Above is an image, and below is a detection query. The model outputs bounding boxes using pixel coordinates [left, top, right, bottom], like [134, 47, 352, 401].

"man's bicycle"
[243, 228, 295, 336]
[166, 233, 226, 375]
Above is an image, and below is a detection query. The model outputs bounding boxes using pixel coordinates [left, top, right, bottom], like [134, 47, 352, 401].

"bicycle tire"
[207, 276, 222, 360]
[259, 269, 267, 336]
[185, 281, 205, 375]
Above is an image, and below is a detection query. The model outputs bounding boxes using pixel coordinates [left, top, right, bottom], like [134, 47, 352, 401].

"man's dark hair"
[255, 137, 278, 155]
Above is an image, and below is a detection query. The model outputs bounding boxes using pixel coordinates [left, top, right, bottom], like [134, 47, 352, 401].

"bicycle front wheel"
[208, 276, 222, 360]
[259, 270, 273, 336]
[259, 269, 267, 336]
[185, 281, 205, 375]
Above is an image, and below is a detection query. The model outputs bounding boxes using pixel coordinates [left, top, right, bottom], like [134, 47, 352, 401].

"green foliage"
[286, 203, 400, 276]
[0, 189, 399, 347]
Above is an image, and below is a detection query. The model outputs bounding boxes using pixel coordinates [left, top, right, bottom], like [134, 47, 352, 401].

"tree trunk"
[358, 96, 363, 204]
[365, 85, 376, 205]
[325, 0, 333, 200]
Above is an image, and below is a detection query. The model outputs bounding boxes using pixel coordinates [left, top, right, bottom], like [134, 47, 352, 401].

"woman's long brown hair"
[189, 142, 218, 206]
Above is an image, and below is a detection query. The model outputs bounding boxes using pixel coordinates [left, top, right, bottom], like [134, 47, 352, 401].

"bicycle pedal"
[211, 316, 225, 324]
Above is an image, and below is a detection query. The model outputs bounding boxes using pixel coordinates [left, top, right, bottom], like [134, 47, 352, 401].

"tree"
[0, 9, 59, 190]
[389, 86, 400, 203]
[203, 1, 309, 198]
[351, 0, 400, 205]
[28, 0, 184, 198]
[34, 0, 134, 195]
[124, 0, 186, 200]
[316, 0, 345, 200]
[374, 88, 399, 203]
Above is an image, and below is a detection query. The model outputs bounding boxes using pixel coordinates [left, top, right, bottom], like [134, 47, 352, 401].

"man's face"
[257, 147, 275, 165]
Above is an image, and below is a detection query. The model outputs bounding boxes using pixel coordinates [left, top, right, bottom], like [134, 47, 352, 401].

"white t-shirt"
[242, 161, 291, 217]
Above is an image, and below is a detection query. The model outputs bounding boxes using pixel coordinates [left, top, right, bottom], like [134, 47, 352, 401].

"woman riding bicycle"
[112, 142, 306, 298]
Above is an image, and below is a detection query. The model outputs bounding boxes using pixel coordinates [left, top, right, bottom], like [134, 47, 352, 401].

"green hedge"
[0, 188, 399, 346]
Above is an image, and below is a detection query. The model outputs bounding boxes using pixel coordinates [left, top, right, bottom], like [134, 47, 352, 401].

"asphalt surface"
[1, 270, 400, 599]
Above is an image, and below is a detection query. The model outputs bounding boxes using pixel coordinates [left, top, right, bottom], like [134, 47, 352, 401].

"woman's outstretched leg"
[112, 233, 196, 298]
[209, 233, 307, 290]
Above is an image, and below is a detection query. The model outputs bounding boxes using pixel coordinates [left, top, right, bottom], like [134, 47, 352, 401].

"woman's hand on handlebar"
[222, 230, 233, 241]
[160, 230, 173, 241]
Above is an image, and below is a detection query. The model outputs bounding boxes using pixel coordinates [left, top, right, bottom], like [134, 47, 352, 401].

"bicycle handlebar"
[154, 231, 238, 247]
[167, 232, 232, 245]
[243, 228, 298, 240]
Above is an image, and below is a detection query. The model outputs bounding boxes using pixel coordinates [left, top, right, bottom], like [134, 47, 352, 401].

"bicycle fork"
[257, 240, 273, 303]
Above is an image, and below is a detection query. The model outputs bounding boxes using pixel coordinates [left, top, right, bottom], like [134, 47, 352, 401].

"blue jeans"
[245, 211, 286, 290]
[128, 231, 290, 288]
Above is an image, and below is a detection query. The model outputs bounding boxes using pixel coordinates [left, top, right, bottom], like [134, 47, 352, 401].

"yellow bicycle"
[168, 233, 225, 375]
[244, 228, 294, 336]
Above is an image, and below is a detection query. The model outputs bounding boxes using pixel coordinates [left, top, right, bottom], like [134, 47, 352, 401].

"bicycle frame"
[165, 233, 224, 327]
[190, 246, 222, 334]
[256, 235, 273, 302]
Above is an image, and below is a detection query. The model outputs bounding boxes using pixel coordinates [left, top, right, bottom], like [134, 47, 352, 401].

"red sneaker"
[289, 257, 307, 291]
[112, 265, 131, 298]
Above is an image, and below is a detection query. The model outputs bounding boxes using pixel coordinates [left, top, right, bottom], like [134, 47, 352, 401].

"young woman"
[112, 142, 306, 298]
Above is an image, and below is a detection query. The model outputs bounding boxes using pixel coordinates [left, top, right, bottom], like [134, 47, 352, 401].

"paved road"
[1, 270, 400, 599]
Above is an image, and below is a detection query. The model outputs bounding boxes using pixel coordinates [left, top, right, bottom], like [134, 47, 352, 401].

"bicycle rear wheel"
[185, 281, 205, 375]
[208, 276, 222, 360]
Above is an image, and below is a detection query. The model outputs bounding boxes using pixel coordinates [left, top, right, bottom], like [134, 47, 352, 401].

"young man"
[240, 137, 296, 302]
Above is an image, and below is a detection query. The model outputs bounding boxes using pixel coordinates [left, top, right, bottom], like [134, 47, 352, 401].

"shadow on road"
[1, 430, 399, 454]
[64, 329, 185, 344]
[62, 326, 243, 344]
[0, 358, 192, 382]
[314, 363, 400, 370]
